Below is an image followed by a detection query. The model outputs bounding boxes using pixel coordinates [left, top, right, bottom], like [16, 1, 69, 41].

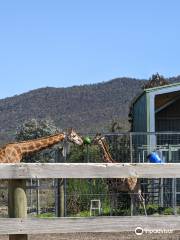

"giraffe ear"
[92, 133, 101, 143]
[96, 133, 101, 137]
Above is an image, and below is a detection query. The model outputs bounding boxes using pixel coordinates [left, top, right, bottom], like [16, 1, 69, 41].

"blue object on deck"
[147, 152, 162, 163]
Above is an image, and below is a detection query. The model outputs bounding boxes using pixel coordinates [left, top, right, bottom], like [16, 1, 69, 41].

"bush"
[146, 204, 159, 215]
[145, 204, 174, 215]
[163, 207, 174, 215]
[37, 212, 55, 218]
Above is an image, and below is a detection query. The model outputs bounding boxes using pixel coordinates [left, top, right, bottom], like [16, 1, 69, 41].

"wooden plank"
[0, 163, 180, 179]
[0, 216, 179, 234]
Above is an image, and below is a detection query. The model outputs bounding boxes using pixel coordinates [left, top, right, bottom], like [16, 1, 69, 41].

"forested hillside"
[0, 76, 179, 145]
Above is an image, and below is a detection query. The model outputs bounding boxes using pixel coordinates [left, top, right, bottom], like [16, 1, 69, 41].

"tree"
[143, 73, 169, 89]
[15, 119, 61, 163]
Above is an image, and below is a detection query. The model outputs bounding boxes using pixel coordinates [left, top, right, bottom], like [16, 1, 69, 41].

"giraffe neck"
[98, 138, 116, 163]
[17, 133, 66, 155]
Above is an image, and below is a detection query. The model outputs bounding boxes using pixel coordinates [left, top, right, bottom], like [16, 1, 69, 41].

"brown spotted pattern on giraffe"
[41, 139, 49, 145]
[14, 146, 21, 155]
[0, 129, 83, 163]
[0, 148, 6, 163]
[5, 148, 11, 157]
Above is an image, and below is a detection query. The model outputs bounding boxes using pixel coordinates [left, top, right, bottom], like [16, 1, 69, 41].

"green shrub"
[74, 210, 90, 217]
[37, 212, 55, 218]
[163, 207, 174, 215]
[145, 204, 174, 215]
[146, 204, 159, 215]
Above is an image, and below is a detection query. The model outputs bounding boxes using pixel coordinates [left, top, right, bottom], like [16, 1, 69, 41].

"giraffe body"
[0, 129, 83, 163]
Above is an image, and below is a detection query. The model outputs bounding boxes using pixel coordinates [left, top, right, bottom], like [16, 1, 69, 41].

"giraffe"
[93, 133, 147, 216]
[0, 128, 83, 163]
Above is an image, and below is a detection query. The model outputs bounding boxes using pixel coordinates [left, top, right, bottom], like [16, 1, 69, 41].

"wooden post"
[55, 147, 65, 217]
[8, 179, 28, 240]
[30, 179, 33, 210]
[36, 179, 40, 215]
[56, 178, 65, 217]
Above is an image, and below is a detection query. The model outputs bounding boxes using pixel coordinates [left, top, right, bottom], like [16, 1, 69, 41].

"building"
[132, 82, 180, 132]
[131, 82, 180, 209]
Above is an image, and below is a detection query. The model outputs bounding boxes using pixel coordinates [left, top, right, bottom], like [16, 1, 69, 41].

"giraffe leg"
[134, 194, 139, 215]
[130, 193, 137, 215]
[139, 193, 147, 216]
[130, 195, 134, 216]
[137, 191, 147, 216]
[133, 192, 144, 215]
[142, 199, 147, 216]
[110, 191, 116, 216]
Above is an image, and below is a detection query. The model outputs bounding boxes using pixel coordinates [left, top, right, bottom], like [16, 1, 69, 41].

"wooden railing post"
[57, 178, 65, 217]
[55, 148, 65, 217]
[8, 179, 28, 240]
[36, 179, 40, 215]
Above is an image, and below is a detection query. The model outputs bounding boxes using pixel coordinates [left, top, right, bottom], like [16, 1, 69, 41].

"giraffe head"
[66, 128, 83, 145]
[92, 133, 105, 145]
[92, 133, 115, 163]
[92, 133, 108, 150]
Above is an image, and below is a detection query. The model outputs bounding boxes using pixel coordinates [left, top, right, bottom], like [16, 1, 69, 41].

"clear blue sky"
[0, 0, 180, 99]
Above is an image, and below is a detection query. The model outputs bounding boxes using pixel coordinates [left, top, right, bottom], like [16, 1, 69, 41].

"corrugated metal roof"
[132, 82, 180, 105]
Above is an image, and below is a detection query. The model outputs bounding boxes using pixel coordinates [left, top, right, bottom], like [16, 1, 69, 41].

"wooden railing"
[1, 163, 180, 239]
[1, 162, 180, 179]
[1, 216, 180, 234]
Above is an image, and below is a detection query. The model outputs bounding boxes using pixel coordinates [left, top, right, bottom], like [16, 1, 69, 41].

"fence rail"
[0, 163, 180, 179]
[2, 163, 180, 237]
[0, 216, 179, 234]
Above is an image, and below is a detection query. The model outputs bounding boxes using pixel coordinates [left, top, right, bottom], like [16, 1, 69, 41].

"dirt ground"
[0, 232, 180, 240]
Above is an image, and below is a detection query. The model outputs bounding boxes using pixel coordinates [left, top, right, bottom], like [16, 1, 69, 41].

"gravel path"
[0, 232, 180, 240]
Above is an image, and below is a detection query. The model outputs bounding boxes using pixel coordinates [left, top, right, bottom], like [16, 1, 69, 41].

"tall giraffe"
[93, 133, 147, 216]
[0, 129, 83, 163]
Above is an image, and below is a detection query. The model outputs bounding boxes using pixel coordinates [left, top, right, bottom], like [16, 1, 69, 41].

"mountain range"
[0, 76, 179, 145]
